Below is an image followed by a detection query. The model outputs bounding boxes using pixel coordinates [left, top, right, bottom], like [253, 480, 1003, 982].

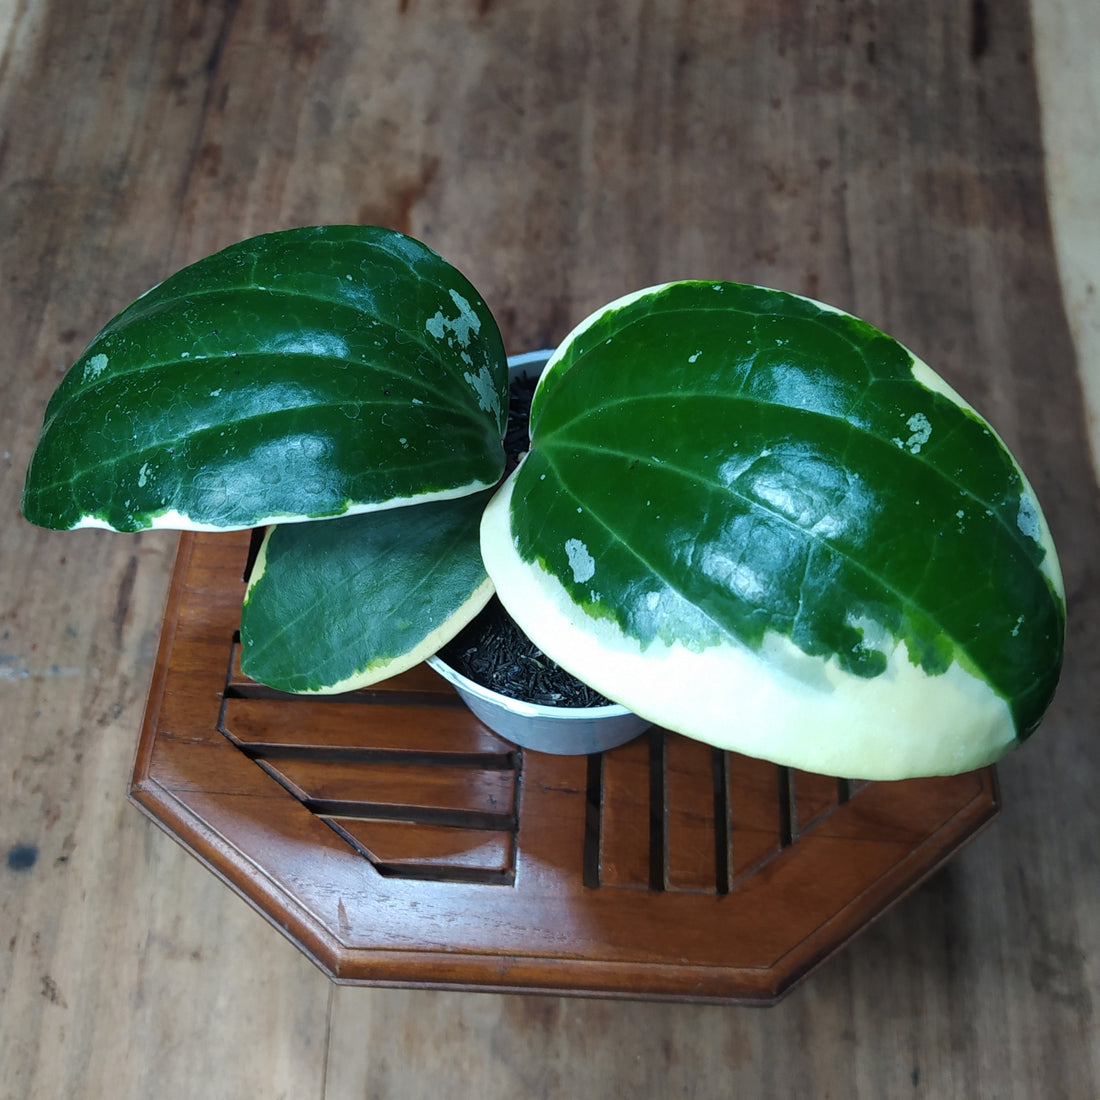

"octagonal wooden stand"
[130, 531, 998, 1004]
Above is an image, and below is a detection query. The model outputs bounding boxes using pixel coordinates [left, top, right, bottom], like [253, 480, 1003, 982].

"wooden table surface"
[2, 2, 1097, 1097]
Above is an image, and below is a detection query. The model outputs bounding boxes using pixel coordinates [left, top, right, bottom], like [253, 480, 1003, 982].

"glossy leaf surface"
[22, 226, 507, 531]
[482, 282, 1065, 778]
[241, 492, 494, 693]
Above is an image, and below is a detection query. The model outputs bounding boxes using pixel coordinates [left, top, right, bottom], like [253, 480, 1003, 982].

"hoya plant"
[22, 225, 1065, 780]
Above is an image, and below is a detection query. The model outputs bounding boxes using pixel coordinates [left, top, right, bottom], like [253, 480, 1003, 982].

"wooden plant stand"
[130, 531, 998, 1004]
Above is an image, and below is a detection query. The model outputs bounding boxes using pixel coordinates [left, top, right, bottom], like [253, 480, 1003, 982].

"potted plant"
[22, 225, 1065, 779]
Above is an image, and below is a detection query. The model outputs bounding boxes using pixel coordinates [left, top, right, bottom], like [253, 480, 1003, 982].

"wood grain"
[2, 0, 1098, 1096]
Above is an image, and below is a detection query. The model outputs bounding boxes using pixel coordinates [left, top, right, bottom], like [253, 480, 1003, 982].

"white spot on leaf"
[425, 290, 482, 349]
[463, 365, 500, 417]
[565, 539, 596, 584]
[1017, 494, 1041, 543]
[447, 290, 480, 345]
[897, 412, 932, 454]
[83, 353, 109, 382]
[425, 312, 447, 340]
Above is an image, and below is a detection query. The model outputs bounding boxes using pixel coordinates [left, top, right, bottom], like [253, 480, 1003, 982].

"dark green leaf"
[23, 226, 507, 531]
[482, 282, 1065, 777]
[240, 491, 494, 693]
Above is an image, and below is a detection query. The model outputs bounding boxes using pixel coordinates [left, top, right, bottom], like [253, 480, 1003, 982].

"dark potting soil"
[438, 597, 613, 708]
[503, 370, 538, 462]
[436, 368, 614, 709]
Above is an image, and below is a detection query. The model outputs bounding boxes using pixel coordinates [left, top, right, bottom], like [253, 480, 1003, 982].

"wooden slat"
[221, 695, 512, 756]
[665, 735, 719, 893]
[728, 754, 785, 882]
[793, 770, 841, 837]
[261, 758, 516, 819]
[511, 751, 591, 886]
[597, 734, 653, 888]
[332, 819, 514, 875]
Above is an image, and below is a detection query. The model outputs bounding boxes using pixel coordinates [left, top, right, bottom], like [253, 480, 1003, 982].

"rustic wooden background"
[2, 1, 1098, 1096]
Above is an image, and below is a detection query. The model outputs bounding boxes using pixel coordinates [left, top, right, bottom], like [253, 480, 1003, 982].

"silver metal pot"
[427, 653, 651, 754]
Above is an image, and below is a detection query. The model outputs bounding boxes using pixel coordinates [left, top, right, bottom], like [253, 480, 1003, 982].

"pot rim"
[426, 653, 635, 721]
[506, 347, 557, 371]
